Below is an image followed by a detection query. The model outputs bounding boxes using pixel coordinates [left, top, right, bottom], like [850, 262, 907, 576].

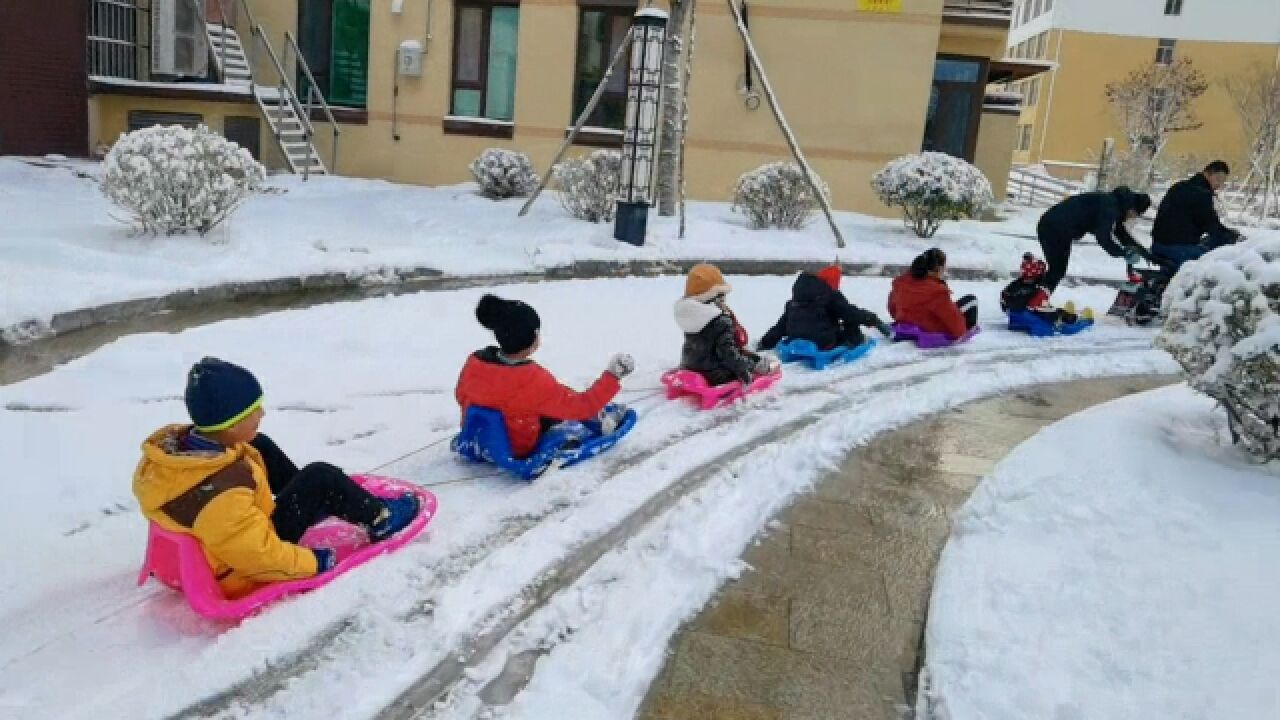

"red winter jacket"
[888, 274, 969, 340]
[455, 348, 621, 458]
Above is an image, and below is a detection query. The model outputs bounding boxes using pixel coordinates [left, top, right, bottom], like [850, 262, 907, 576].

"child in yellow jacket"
[133, 357, 420, 599]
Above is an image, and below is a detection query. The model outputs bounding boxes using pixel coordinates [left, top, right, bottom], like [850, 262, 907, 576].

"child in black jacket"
[759, 266, 893, 351]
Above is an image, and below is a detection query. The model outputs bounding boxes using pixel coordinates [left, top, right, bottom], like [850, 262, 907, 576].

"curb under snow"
[0, 259, 1126, 350]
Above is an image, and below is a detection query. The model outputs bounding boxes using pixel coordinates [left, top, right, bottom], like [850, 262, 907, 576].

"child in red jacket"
[888, 248, 978, 340]
[1000, 253, 1090, 326]
[455, 294, 634, 458]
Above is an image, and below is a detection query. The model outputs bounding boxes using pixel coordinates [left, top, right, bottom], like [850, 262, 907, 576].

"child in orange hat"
[674, 264, 777, 385]
[759, 265, 893, 351]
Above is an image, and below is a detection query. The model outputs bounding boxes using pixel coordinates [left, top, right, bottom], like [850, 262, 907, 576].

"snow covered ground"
[0, 156, 1154, 340]
[0, 274, 1175, 719]
[920, 383, 1280, 720]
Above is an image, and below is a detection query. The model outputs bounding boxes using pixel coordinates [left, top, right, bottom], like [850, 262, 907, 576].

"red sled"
[137, 474, 437, 621]
[661, 368, 783, 410]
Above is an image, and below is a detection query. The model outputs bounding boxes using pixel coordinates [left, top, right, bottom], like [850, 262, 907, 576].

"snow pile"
[469, 148, 539, 200]
[553, 150, 620, 223]
[920, 384, 1280, 720]
[731, 161, 830, 230]
[872, 152, 993, 238]
[101, 125, 265, 236]
[1157, 237, 1280, 459]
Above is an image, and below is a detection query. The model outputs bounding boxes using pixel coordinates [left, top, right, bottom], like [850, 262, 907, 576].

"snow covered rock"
[101, 124, 265, 236]
[872, 152, 993, 238]
[1157, 237, 1280, 459]
[731, 161, 829, 230]
[553, 150, 621, 223]
[469, 148, 539, 200]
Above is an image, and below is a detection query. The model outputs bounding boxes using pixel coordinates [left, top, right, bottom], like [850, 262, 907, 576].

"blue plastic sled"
[451, 404, 638, 481]
[775, 338, 877, 370]
[1007, 310, 1094, 338]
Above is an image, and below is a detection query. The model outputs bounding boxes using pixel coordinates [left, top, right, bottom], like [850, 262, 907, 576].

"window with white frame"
[1164, 0, 1183, 16]
[1156, 37, 1176, 65]
[1018, 125, 1033, 152]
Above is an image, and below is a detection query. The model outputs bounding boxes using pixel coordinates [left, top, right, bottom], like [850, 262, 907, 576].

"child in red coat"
[888, 248, 978, 340]
[1000, 253, 1089, 326]
[455, 294, 634, 458]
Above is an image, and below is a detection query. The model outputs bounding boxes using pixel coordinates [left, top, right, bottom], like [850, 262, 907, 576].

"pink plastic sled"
[661, 368, 783, 410]
[137, 474, 437, 621]
[891, 323, 980, 349]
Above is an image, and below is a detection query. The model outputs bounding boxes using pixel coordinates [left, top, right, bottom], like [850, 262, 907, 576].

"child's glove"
[753, 356, 780, 376]
[313, 548, 337, 574]
[597, 404, 629, 435]
[606, 353, 636, 379]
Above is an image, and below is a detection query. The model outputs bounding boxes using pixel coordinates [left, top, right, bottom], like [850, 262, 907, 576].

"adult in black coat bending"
[759, 266, 893, 352]
[1036, 186, 1152, 292]
[1151, 160, 1242, 268]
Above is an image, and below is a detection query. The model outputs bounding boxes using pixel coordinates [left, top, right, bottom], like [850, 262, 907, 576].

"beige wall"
[87, 94, 281, 167]
[975, 109, 1017, 201]
[93, 0, 1027, 217]
[1023, 29, 1280, 170]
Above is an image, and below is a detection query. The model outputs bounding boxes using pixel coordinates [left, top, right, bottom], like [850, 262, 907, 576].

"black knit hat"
[476, 294, 541, 354]
[184, 357, 264, 433]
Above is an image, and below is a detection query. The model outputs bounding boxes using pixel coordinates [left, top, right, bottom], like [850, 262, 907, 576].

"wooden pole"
[519, 26, 635, 218]
[726, 0, 845, 248]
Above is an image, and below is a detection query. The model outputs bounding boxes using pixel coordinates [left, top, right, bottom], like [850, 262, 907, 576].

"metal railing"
[942, 0, 1014, 19]
[284, 30, 340, 173]
[87, 0, 140, 79]
[1008, 166, 1082, 207]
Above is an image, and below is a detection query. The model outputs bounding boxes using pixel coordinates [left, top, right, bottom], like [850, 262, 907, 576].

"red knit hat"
[1019, 253, 1047, 281]
[816, 265, 842, 291]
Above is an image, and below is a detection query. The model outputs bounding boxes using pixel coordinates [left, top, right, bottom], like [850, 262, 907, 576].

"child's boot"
[369, 493, 421, 542]
[1081, 307, 1095, 321]
[1063, 300, 1077, 315]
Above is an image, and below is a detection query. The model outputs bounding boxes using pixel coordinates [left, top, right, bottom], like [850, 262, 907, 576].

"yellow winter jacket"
[133, 425, 318, 599]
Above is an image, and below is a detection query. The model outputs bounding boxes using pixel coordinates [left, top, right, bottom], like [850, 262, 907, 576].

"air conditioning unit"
[152, 0, 210, 78]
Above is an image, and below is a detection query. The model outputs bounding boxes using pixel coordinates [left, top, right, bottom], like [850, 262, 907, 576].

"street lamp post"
[614, 7, 668, 246]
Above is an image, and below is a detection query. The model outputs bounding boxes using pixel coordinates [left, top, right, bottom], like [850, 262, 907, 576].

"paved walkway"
[638, 375, 1174, 720]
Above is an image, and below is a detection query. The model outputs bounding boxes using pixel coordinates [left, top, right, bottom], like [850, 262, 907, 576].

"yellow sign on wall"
[858, 0, 903, 12]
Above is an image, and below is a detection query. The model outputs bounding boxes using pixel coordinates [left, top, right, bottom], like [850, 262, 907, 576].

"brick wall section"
[0, 0, 89, 156]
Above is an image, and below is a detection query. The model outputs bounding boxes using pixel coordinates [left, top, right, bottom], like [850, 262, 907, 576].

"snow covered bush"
[102, 124, 265, 236]
[731, 161, 829, 230]
[552, 150, 620, 223]
[871, 152, 993, 238]
[469, 148, 539, 199]
[1157, 238, 1280, 460]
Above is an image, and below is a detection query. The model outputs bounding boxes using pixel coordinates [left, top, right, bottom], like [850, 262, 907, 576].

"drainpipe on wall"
[1035, 27, 1064, 166]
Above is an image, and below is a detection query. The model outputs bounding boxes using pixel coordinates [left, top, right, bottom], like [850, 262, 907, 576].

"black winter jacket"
[1152, 173, 1236, 247]
[675, 298, 759, 386]
[759, 272, 883, 351]
[1038, 189, 1140, 257]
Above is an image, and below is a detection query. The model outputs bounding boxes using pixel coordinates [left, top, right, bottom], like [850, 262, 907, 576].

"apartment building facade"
[3, 0, 1042, 214]
[1007, 0, 1280, 177]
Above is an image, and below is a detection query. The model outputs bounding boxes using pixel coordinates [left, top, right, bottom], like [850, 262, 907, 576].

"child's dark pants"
[251, 434, 385, 544]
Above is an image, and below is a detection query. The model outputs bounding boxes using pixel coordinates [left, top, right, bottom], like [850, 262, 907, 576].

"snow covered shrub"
[469, 148, 539, 199]
[102, 124, 265, 236]
[1156, 238, 1280, 460]
[871, 152, 993, 238]
[731, 161, 829, 230]
[552, 150, 620, 222]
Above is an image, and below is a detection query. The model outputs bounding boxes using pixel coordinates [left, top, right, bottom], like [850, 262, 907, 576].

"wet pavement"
[637, 375, 1174, 720]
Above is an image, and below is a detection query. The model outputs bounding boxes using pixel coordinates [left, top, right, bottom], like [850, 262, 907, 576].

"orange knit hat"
[684, 263, 732, 301]
[816, 265, 842, 291]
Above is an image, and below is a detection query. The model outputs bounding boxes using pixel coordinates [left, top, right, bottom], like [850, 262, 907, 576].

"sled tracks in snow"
[166, 337, 1156, 720]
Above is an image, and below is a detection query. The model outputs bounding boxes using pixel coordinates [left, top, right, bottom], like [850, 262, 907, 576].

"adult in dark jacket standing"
[1151, 160, 1241, 268]
[758, 266, 893, 351]
[1036, 186, 1152, 292]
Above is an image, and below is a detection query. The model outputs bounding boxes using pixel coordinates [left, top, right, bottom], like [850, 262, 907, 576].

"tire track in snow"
[162, 334, 1153, 720]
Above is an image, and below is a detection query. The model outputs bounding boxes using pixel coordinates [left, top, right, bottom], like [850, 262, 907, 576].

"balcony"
[942, 0, 1014, 27]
